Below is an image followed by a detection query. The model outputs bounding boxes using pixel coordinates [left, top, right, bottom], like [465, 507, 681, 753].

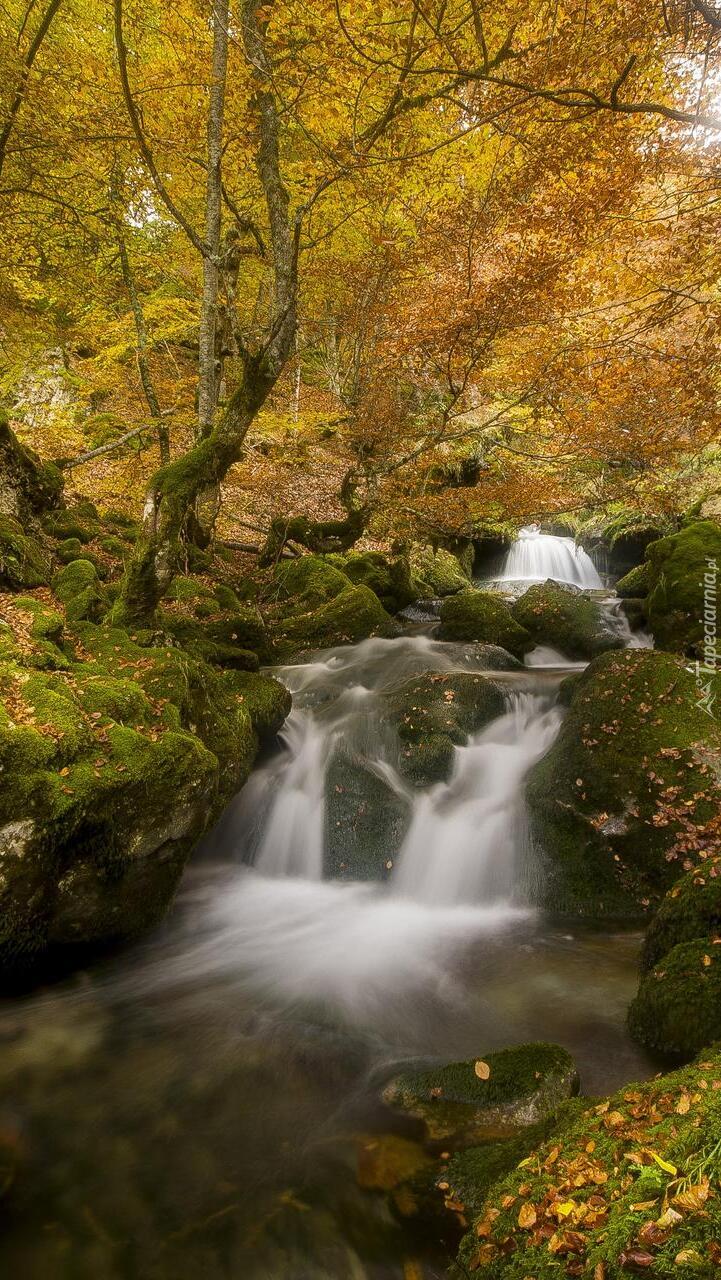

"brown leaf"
[474, 1060, 491, 1080]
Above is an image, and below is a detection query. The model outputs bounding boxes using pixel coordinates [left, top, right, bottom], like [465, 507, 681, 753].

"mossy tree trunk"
[114, 0, 298, 622]
[258, 467, 370, 566]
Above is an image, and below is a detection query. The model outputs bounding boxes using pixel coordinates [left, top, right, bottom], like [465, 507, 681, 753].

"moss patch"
[616, 562, 650, 598]
[642, 857, 721, 972]
[410, 545, 470, 596]
[0, 515, 53, 589]
[455, 1046, 721, 1278]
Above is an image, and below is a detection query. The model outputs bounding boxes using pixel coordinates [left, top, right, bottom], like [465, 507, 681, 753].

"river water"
[0, 539, 655, 1279]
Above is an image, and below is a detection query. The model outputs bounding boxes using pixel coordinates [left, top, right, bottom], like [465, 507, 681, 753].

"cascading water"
[498, 523, 602, 588]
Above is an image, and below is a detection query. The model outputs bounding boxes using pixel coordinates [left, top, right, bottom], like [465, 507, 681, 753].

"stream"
[0, 530, 656, 1280]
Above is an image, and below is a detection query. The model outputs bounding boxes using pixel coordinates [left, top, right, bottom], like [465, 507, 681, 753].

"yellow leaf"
[517, 1202, 537, 1228]
[645, 1150, 677, 1175]
[474, 1060, 491, 1080]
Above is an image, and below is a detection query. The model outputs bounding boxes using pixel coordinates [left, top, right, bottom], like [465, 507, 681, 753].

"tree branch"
[0, 0, 64, 179]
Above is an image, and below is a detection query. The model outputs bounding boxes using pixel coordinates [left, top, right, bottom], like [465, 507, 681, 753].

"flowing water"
[0, 535, 655, 1280]
[496, 523, 603, 588]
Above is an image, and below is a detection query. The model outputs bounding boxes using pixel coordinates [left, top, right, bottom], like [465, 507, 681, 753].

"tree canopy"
[2, 0, 721, 592]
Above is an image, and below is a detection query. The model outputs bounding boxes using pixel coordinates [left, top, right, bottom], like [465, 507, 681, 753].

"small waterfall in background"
[498, 523, 602, 589]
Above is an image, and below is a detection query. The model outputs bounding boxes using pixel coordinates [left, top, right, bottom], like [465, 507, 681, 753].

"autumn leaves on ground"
[3, 0, 721, 1276]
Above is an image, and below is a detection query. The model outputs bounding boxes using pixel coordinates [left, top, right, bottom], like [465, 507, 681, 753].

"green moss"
[386, 671, 506, 784]
[73, 676, 154, 726]
[98, 535, 127, 558]
[327, 550, 417, 613]
[226, 670, 291, 740]
[0, 515, 52, 588]
[645, 520, 721, 656]
[616, 562, 650, 597]
[52, 559, 106, 622]
[439, 591, 533, 658]
[629, 939, 721, 1058]
[454, 1047, 721, 1278]
[526, 649, 721, 919]
[275, 584, 393, 656]
[410, 544, 470, 596]
[512, 581, 623, 659]
[642, 857, 721, 971]
[214, 583, 242, 611]
[274, 554, 350, 607]
[383, 1044, 579, 1144]
[41, 507, 98, 544]
[166, 575, 215, 604]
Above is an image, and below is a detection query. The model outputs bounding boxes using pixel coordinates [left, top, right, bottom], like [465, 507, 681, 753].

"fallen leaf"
[474, 1060, 491, 1080]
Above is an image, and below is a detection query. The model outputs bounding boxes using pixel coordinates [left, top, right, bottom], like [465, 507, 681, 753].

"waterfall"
[499, 524, 602, 589]
[392, 694, 562, 906]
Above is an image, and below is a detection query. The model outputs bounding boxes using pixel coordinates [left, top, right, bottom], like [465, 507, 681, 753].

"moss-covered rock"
[52, 558, 106, 622]
[628, 939, 721, 1058]
[615, 562, 650, 597]
[438, 591, 533, 658]
[385, 671, 506, 784]
[526, 649, 721, 919]
[641, 857, 721, 972]
[0, 608, 291, 972]
[41, 503, 100, 545]
[512, 580, 623, 660]
[454, 1046, 721, 1278]
[643, 520, 721, 656]
[0, 515, 53, 588]
[274, 554, 350, 608]
[327, 550, 417, 613]
[410, 545, 470, 596]
[275, 583, 394, 657]
[325, 749, 410, 879]
[383, 1043, 579, 1145]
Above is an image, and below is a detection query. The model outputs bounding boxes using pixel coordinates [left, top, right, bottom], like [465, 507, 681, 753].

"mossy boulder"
[274, 554, 350, 608]
[629, 939, 721, 1058]
[0, 515, 53, 588]
[385, 671, 506, 785]
[383, 1043, 579, 1145]
[0, 612, 290, 972]
[52, 558, 105, 622]
[439, 591, 533, 658]
[410, 545, 470, 596]
[455, 1046, 721, 1279]
[526, 649, 721, 919]
[641, 856, 721, 972]
[327, 550, 417, 613]
[41, 502, 100, 545]
[615, 562, 650, 597]
[325, 749, 410, 879]
[620, 597, 648, 631]
[644, 520, 721, 656]
[512, 580, 622, 660]
[275, 583, 394, 657]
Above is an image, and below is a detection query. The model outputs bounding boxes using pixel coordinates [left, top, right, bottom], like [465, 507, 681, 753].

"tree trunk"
[118, 236, 169, 463]
[197, 0, 229, 437]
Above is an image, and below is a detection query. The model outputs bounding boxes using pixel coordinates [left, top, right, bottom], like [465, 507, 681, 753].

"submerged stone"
[382, 1043, 579, 1145]
[325, 750, 410, 879]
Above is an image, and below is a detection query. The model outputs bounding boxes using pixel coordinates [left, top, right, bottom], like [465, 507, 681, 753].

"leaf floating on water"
[474, 1060, 491, 1080]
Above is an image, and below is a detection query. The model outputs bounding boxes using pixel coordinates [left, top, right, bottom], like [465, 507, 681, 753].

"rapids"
[0, 538, 656, 1280]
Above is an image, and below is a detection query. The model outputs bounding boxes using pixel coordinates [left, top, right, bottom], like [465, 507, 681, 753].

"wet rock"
[526, 649, 721, 919]
[325, 751, 410, 879]
[382, 1043, 579, 1145]
[438, 591, 533, 658]
[512, 580, 622, 660]
[385, 670, 506, 785]
[276, 584, 395, 657]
